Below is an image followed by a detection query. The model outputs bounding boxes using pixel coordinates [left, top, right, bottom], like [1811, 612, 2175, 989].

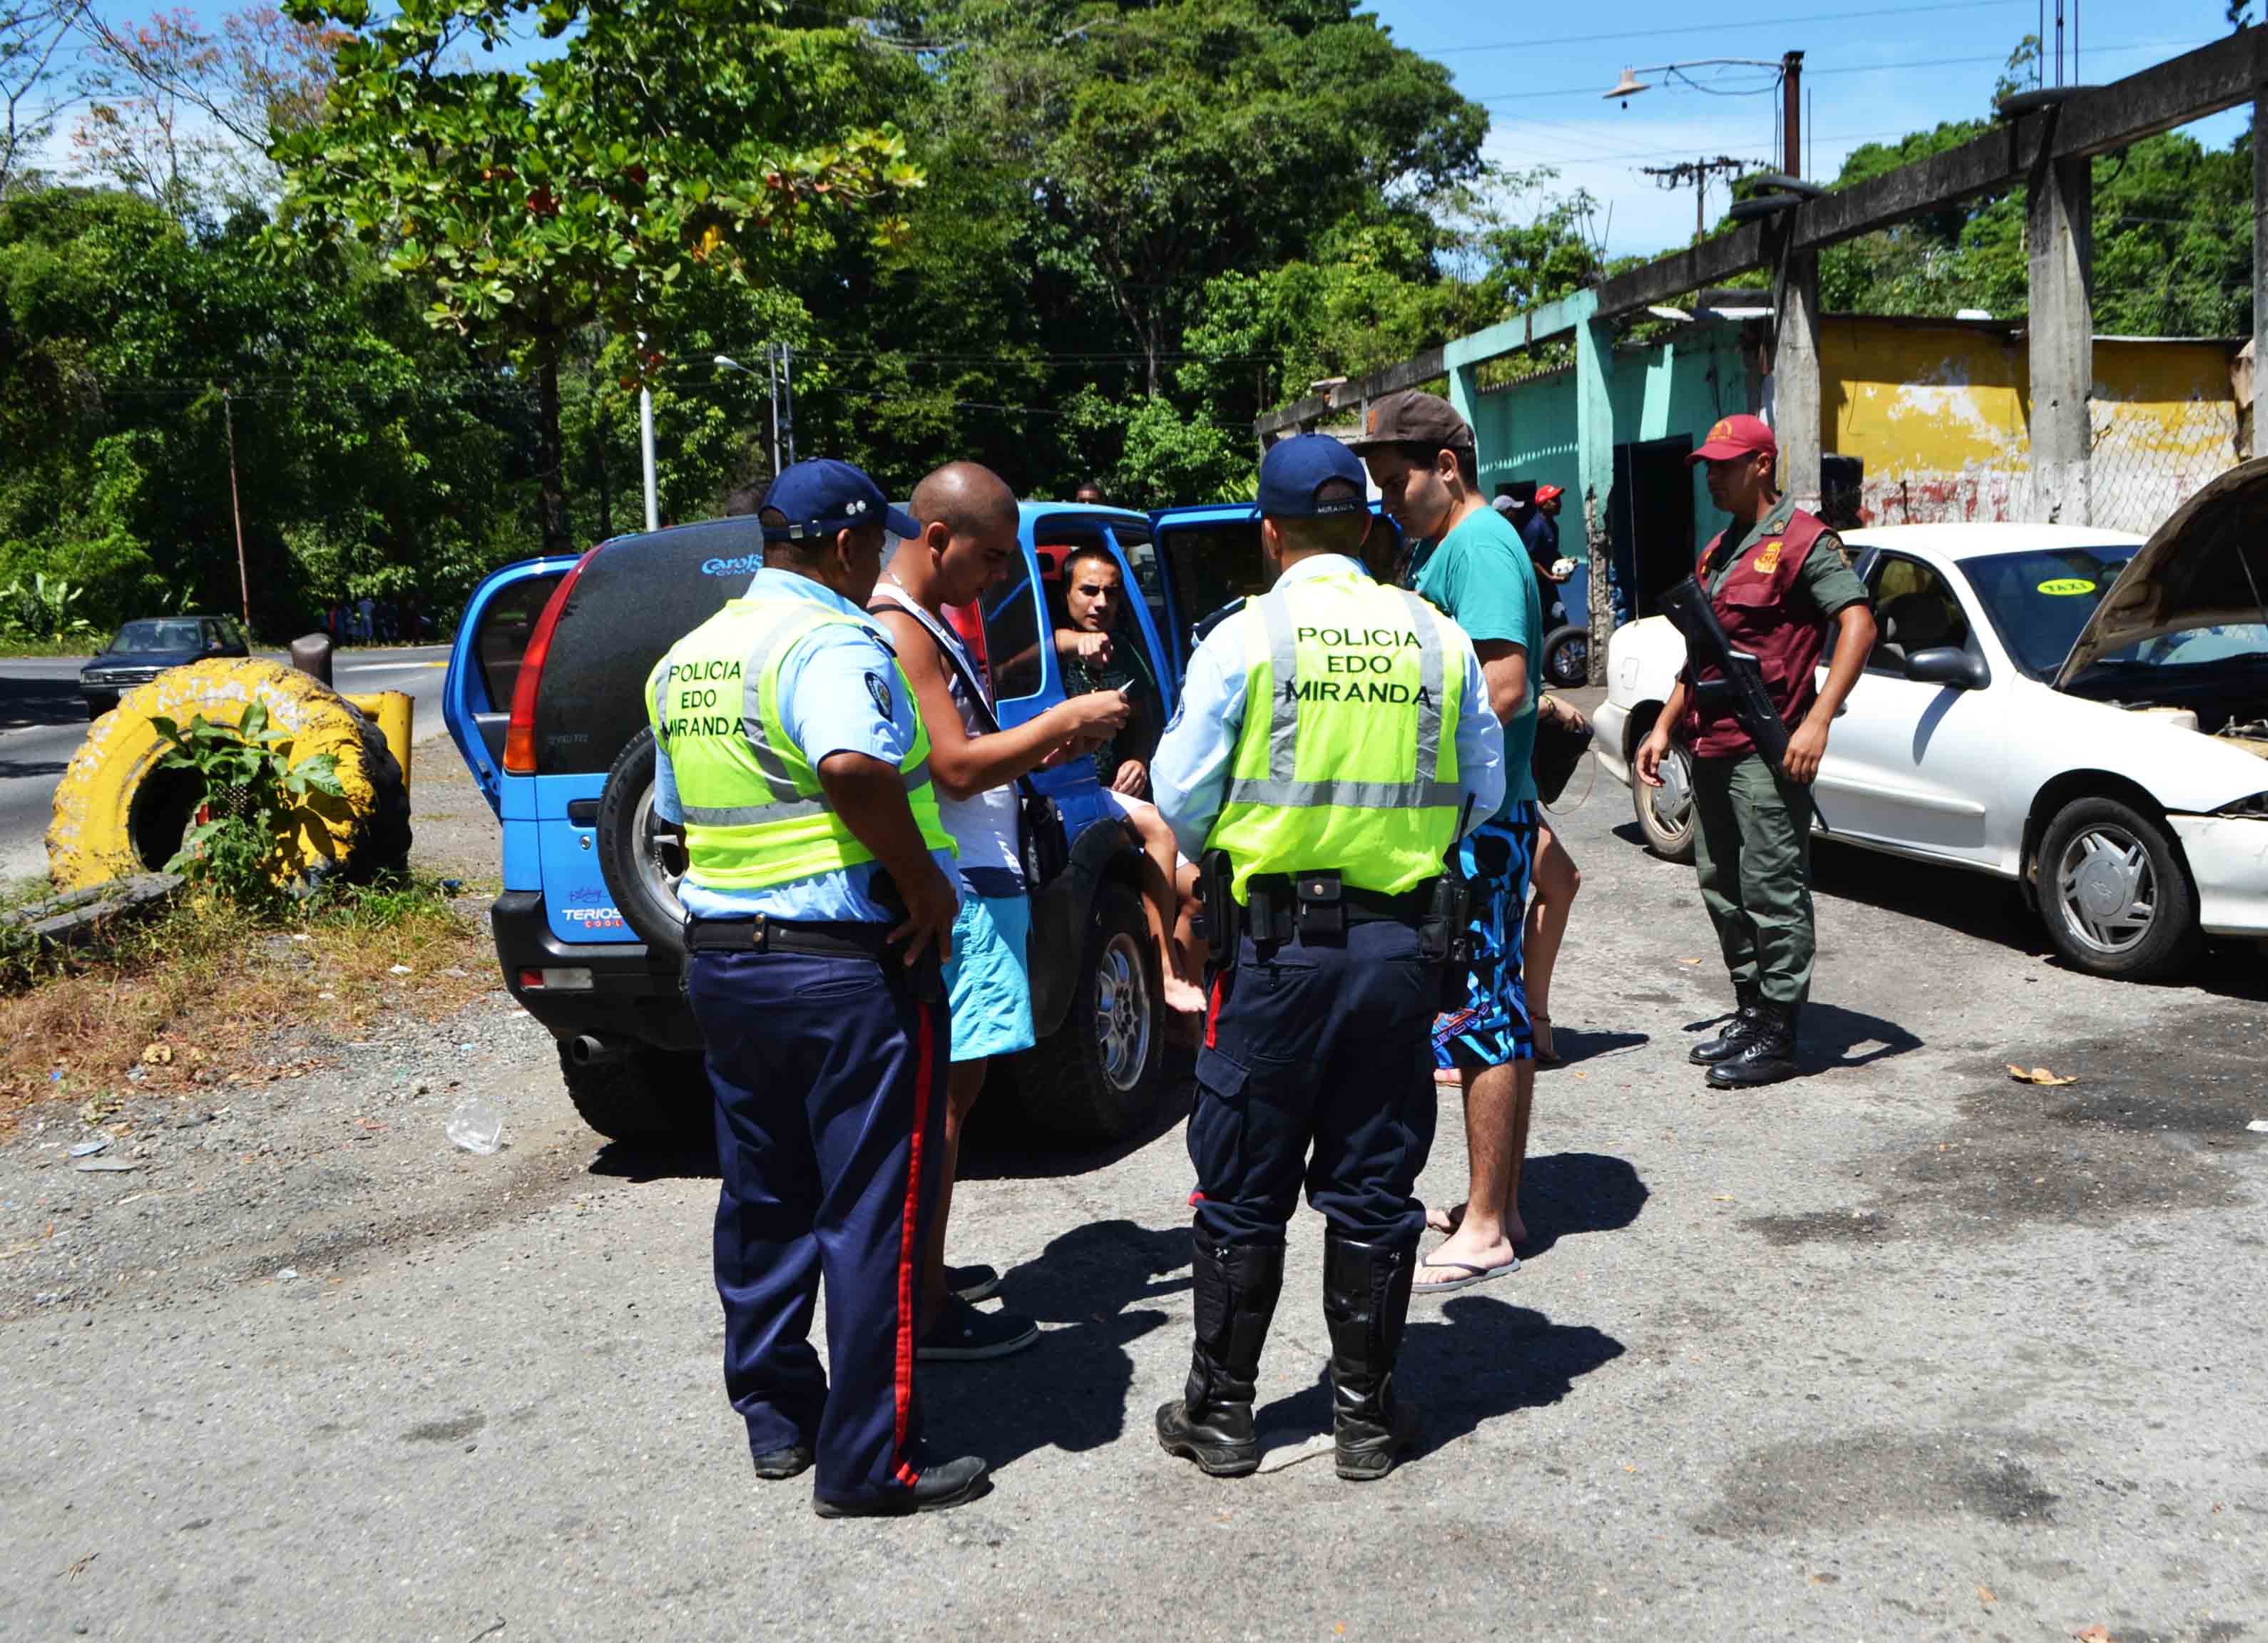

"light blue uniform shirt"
[1150, 553, 1506, 864]
[651, 569, 959, 924]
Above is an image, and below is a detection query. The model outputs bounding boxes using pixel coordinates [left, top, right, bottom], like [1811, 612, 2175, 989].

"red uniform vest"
[1680, 506, 1834, 761]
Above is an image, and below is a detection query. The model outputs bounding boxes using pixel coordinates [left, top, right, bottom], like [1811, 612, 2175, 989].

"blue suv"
[445, 498, 1300, 1145]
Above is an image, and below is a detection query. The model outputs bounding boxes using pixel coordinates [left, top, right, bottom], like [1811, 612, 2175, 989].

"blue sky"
[72, 0, 2252, 256]
[1364, 0, 2248, 252]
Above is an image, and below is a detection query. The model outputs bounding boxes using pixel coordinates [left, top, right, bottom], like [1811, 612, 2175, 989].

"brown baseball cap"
[1347, 389, 1475, 456]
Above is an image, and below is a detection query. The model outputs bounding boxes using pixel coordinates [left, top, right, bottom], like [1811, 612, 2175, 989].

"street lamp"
[1606, 51, 1804, 179]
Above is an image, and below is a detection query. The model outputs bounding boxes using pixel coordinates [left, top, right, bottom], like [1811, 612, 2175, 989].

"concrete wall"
[1820, 318, 2239, 533]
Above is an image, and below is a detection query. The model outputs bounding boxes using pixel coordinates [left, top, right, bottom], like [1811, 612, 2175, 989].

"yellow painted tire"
[46, 657, 413, 892]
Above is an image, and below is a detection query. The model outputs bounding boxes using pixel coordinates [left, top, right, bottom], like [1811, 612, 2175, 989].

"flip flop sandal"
[1411, 1254, 1520, 1294]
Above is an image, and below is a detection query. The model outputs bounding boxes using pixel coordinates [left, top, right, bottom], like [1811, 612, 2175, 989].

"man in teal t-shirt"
[1354, 389, 1542, 1297]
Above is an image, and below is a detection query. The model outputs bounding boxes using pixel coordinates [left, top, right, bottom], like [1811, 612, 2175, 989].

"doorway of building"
[1609, 434, 1696, 620]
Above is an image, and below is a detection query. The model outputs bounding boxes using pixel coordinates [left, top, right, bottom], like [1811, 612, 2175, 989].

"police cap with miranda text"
[1687, 414, 1778, 466]
[760, 458, 919, 543]
[1344, 388, 1476, 456]
[1258, 434, 1371, 518]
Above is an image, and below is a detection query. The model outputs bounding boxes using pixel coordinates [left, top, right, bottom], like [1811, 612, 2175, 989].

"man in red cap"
[1635, 414, 1875, 1087]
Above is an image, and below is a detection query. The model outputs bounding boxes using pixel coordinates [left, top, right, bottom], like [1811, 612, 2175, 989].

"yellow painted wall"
[1818, 317, 2237, 529]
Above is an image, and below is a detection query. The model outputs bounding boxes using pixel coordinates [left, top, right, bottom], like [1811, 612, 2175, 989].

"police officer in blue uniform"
[1150, 436, 1506, 1481]
[648, 459, 988, 1517]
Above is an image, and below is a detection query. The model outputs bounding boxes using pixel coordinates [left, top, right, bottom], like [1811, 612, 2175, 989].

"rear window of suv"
[529, 520, 763, 775]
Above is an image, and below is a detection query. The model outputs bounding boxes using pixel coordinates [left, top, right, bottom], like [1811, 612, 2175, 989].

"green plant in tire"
[150, 703, 348, 911]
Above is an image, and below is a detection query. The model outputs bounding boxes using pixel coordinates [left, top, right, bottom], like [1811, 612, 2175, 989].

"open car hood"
[2055, 456, 2268, 688]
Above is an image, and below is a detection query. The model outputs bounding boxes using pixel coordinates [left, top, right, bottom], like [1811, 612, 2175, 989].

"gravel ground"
[2, 701, 2264, 1641]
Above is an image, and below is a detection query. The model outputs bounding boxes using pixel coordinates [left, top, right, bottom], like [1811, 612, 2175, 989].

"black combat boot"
[1322, 1231, 1421, 1482]
[1156, 1234, 1284, 1478]
[1689, 986, 1764, 1065]
[1706, 1001, 1802, 1087]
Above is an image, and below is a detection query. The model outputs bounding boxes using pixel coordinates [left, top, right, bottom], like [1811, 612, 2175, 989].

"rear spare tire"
[558, 1040, 710, 1144]
[1010, 879, 1164, 1142]
[596, 728, 688, 958]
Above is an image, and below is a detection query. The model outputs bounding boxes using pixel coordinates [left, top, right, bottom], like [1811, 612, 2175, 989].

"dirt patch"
[0, 882, 495, 1136]
[1745, 1009, 2260, 1248]
[1701, 1428, 2060, 1539]
[1745, 1207, 1894, 1246]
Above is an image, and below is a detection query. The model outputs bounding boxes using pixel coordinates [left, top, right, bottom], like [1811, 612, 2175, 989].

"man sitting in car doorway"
[1054, 544, 1207, 1015]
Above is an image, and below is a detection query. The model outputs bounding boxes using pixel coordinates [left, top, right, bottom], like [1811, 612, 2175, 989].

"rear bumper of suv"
[491, 891, 699, 1053]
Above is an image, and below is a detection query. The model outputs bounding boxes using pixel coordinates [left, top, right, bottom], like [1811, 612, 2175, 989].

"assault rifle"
[1657, 575, 1831, 831]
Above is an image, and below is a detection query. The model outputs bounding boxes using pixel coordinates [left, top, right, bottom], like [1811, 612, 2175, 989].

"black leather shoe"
[1155, 1397, 1260, 1477]
[750, 1443, 814, 1481]
[811, 1455, 990, 1518]
[1706, 1005, 1801, 1087]
[1690, 1002, 1764, 1065]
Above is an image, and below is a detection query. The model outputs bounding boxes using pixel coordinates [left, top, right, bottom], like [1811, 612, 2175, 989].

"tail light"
[503, 549, 596, 774]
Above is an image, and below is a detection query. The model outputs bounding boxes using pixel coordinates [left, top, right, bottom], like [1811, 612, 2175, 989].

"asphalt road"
[0, 646, 454, 888]
[2, 727, 2264, 1639]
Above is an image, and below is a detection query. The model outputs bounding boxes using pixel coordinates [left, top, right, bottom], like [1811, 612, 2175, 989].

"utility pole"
[1782, 48, 1804, 177]
[767, 344, 781, 477]
[785, 343, 796, 467]
[637, 331, 659, 533]
[222, 389, 251, 633]
[1641, 155, 1752, 239]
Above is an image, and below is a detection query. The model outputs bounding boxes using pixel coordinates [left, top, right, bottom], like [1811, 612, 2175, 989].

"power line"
[1421, 0, 2028, 57]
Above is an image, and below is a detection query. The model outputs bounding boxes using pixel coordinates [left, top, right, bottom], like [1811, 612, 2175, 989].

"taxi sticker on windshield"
[2037, 577, 2097, 596]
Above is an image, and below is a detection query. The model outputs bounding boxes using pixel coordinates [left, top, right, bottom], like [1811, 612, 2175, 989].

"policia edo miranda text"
[1150, 434, 1506, 1483]
[645, 458, 990, 1520]
[1636, 415, 1878, 1090]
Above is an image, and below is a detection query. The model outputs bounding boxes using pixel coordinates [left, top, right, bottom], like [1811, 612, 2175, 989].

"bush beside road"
[0, 728, 2263, 1638]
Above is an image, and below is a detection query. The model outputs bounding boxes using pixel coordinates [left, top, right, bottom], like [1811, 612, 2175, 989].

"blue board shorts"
[1434, 802, 1539, 1070]
[941, 889, 1036, 1064]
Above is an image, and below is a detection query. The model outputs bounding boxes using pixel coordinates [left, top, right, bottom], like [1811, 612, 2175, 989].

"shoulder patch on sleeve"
[864, 670, 894, 719]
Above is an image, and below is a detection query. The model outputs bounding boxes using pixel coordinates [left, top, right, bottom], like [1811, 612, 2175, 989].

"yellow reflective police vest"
[1207, 565, 1468, 901]
[645, 596, 955, 892]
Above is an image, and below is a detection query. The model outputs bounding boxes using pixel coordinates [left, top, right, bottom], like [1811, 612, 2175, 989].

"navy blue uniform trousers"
[1188, 918, 1438, 1250]
[685, 946, 946, 1509]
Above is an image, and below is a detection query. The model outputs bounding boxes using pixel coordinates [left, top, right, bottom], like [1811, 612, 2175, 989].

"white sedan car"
[1590, 463, 2268, 981]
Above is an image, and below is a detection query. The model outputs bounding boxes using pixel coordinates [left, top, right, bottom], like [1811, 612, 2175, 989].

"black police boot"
[1706, 1002, 1802, 1087]
[1689, 986, 1764, 1065]
[1155, 1234, 1284, 1478]
[1322, 1231, 1421, 1482]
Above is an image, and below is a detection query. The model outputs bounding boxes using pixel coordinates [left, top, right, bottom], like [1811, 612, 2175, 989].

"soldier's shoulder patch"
[864, 670, 894, 718]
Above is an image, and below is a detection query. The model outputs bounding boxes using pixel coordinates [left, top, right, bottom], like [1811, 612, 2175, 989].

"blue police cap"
[1257, 435, 1370, 518]
[760, 459, 919, 544]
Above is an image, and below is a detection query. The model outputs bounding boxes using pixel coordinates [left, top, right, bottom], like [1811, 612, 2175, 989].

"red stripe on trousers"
[892, 1002, 935, 1490]
[1204, 971, 1224, 1050]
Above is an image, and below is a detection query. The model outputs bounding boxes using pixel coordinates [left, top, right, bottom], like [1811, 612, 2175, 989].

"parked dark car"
[80, 615, 250, 718]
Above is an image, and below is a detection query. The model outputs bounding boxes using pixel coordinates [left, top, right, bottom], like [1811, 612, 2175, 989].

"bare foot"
[1415, 1222, 1516, 1286]
[1163, 975, 1207, 1014]
[1424, 1201, 1465, 1235]
[1431, 1064, 1461, 1089]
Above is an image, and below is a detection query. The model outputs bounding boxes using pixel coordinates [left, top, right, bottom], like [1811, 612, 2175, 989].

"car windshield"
[1966, 544, 2268, 680]
[108, 619, 205, 655]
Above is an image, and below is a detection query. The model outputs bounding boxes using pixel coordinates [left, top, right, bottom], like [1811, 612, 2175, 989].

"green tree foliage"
[0, 188, 528, 633]
[272, 0, 923, 552]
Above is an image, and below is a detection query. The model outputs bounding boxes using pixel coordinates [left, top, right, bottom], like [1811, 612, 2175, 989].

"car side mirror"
[1904, 646, 1987, 690]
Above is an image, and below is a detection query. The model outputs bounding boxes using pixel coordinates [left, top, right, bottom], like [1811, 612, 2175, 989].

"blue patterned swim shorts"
[1433, 801, 1539, 1070]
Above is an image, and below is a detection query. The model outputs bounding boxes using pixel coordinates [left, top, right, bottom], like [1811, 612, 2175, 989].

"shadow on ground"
[925, 1217, 1190, 1473]
[0, 674, 85, 732]
[1515, 1150, 1649, 1260]
[1253, 1295, 1625, 1468]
